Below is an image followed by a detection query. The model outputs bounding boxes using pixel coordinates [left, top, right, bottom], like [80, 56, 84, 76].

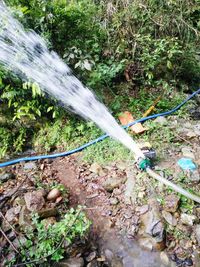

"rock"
[188, 169, 200, 182]
[86, 260, 98, 267]
[154, 116, 167, 125]
[86, 252, 96, 262]
[56, 257, 84, 267]
[104, 249, 114, 262]
[190, 107, 200, 120]
[37, 208, 58, 218]
[0, 172, 15, 182]
[89, 163, 104, 175]
[139, 199, 165, 251]
[18, 206, 33, 231]
[24, 190, 45, 211]
[162, 210, 177, 226]
[123, 210, 133, 219]
[160, 252, 169, 266]
[102, 176, 126, 192]
[163, 194, 180, 213]
[136, 205, 149, 215]
[186, 130, 197, 138]
[138, 191, 146, 198]
[138, 237, 153, 251]
[176, 224, 193, 237]
[24, 162, 37, 170]
[5, 206, 21, 222]
[181, 147, 195, 159]
[124, 168, 136, 205]
[56, 196, 63, 204]
[180, 213, 196, 226]
[42, 217, 57, 229]
[174, 247, 188, 261]
[109, 197, 119, 205]
[13, 197, 26, 207]
[2, 206, 21, 231]
[194, 224, 200, 245]
[47, 188, 61, 201]
[179, 239, 192, 249]
[116, 161, 127, 171]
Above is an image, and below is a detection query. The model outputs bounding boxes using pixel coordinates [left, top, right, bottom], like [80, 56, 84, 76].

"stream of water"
[0, 2, 144, 159]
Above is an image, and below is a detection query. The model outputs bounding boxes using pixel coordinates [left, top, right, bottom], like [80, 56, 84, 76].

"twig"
[0, 226, 19, 254]
[181, 18, 199, 37]
[174, 133, 193, 146]
[0, 211, 20, 235]
[13, 209, 83, 266]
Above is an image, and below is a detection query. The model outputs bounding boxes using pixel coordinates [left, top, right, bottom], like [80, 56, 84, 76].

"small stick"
[0, 226, 19, 254]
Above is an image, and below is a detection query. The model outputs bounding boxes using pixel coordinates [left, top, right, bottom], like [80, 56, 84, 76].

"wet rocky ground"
[0, 115, 200, 267]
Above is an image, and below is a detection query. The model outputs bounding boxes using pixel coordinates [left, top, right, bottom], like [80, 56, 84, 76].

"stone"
[24, 190, 45, 211]
[138, 237, 153, 251]
[47, 188, 61, 201]
[181, 147, 195, 159]
[86, 252, 96, 262]
[109, 197, 119, 205]
[86, 260, 98, 267]
[186, 130, 197, 138]
[2, 206, 21, 231]
[163, 194, 180, 213]
[162, 210, 177, 226]
[154, 116, 167, 125]
[138, 191, 146, 198]
[139, 199, 165, 250]
[104, 249, 114, 262]
[136, 205, 149, 215]
[24, 162, 37, 170]
[188, 169, 200, 182]
[179, 239, 192, 249]
[18, 206, 33, 231]
[37, 208, 58, 218]
[56, 257, 84, 267]
[124, 168, 136, 205]
[89, 163, 103, 175]
[180, 213, 196, 226]
[5, 206, 21, 222]
[194, 224, 200, 246]
[102, 176, 126, 192]
[116, 161, 127, 171]
[0, 172, 15, 182]
[160, 252, 169, 266]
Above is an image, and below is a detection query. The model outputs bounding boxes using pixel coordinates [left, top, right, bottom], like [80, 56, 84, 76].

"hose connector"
[137, 157, 152, 171]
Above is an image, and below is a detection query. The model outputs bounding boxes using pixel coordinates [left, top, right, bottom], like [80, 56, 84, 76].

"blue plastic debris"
[177, 158, 197, 171]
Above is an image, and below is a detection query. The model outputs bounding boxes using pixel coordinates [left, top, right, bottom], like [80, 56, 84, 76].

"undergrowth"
[7, 207, 91, 267]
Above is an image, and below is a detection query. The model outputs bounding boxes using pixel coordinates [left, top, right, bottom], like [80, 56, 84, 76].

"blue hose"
[0, 88, 200, 168]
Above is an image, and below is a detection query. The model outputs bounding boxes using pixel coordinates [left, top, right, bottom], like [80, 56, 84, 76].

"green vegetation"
[7, 207, 91, 266]
[0, 0, 200, 159]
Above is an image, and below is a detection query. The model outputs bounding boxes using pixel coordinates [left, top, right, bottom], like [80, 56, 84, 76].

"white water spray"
[0, 2, 144, 159]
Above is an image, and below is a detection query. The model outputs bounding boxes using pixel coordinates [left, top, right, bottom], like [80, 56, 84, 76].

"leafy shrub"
[7, 207, 91, 266]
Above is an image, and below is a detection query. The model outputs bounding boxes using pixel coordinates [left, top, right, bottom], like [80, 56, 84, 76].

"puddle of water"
[99, 230, 167, 267]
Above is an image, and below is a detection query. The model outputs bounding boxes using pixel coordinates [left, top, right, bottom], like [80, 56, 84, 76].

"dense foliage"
[0, 0, 200, 157]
